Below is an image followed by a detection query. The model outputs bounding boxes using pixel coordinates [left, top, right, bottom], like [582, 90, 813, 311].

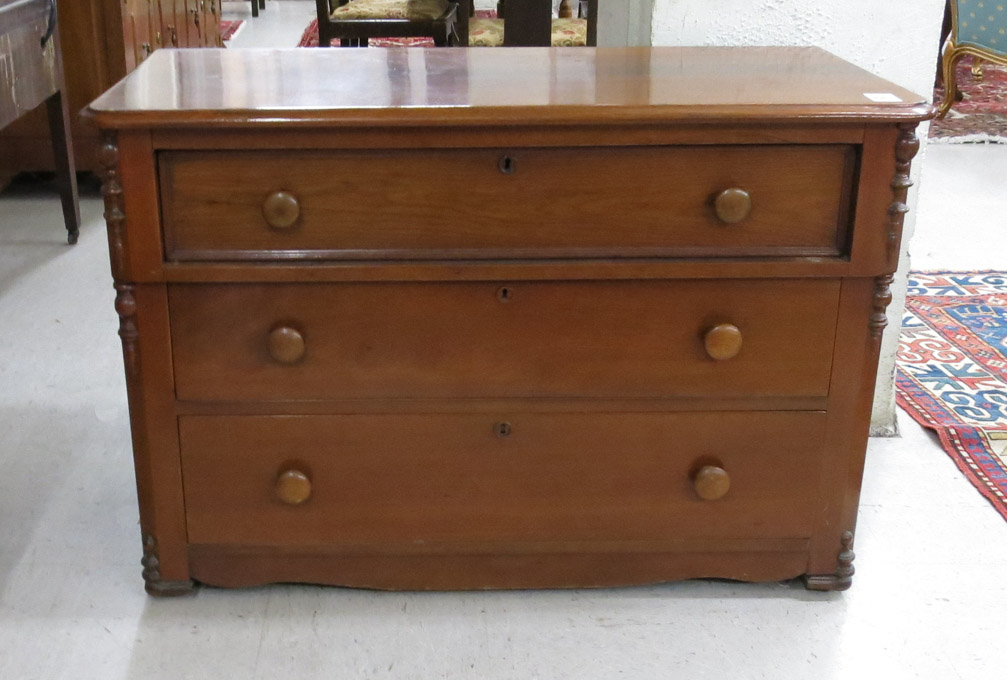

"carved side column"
[100, 132, 194, 596]
[886, 124, 920, 271]
[100, 135, 127, 282]
[870, 273, 895, 343]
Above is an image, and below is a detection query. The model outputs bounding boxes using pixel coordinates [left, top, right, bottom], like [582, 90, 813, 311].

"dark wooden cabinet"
[86, 47, 933, 595]
[0, 0, 220, 180]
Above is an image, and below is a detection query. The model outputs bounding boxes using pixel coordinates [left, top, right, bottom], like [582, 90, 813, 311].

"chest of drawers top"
[89, 46, 929, 128]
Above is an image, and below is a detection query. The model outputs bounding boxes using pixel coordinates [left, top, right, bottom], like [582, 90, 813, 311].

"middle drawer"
[169, 279, 840, 402]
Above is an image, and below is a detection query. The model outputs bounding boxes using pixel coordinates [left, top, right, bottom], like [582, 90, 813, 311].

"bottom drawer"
[180, 412, 827, 549]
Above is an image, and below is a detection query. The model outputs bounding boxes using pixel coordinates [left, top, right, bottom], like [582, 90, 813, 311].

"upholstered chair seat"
[331, 0, 449, 21]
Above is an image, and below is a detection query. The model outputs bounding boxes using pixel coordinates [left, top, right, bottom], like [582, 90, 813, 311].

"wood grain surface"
[179, 411, 827, 546]
[89, 47, 933, 593]
[168, 279, 841, 401]
[85, 46, 932, 129]
[160, 145, 854, 260]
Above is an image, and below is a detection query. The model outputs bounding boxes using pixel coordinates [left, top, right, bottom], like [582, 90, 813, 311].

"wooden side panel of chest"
[92, 60, 926, 595]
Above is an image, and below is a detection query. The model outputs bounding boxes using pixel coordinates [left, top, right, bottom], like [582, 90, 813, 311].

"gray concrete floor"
[1, 6, 1006, 678]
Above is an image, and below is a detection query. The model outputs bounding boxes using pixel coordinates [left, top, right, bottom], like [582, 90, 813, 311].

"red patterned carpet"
[896, 272, 1007, 521]
[931, 57, 1007, 143]
[220, 19, 245, 42]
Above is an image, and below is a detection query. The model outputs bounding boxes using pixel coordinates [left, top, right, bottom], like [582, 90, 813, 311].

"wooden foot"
[141, 532, 196, 597]
[803, 530, 856, 591]
[145, 579, 197, 597]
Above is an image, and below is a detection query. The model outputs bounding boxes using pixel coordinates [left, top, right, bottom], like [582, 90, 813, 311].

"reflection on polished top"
[86, 47, 933, 128]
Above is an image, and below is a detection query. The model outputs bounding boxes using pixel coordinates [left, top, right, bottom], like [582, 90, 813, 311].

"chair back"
[499, 0, 597, 47]
[951, 0, 1007, 52]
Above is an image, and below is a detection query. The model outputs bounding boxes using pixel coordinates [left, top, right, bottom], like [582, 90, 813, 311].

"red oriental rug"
[896, 271, 1007, 521]
[220, 19, 245, 42]
[930, 56, 1007, 143]
[297, 10, 494, 47]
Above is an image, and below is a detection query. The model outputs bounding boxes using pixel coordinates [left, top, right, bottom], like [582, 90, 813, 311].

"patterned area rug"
[221, 19, 245, 42]
[297, 10, 495, 47]
[931, 56, 1007, 143]
[896, 272, 1007, 521]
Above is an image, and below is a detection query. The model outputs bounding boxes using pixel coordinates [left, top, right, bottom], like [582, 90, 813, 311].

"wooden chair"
[468, 0, 597, 47]
[314, 0, 466, 47]
[251, 0, 265, 19]
[938, 0, 1007, 117]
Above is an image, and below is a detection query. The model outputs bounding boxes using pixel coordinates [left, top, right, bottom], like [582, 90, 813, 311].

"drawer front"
[180, 411, 827, 547]
[169, 279, 840, 401]
[159, 145, 854, 260]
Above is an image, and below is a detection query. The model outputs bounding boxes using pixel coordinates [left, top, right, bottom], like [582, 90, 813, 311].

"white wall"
[651, 0, 946, 434]
[598, 0, 653, 46]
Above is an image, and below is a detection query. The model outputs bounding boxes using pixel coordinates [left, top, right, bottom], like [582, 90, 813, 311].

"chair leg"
[937, 45, 962, 118]
[455, 2, 469, 45]
[251, 0, 258, 17]
[44, 89, 80, 245]
[971, 57, 984, 79]
[260, 0, 265, 8]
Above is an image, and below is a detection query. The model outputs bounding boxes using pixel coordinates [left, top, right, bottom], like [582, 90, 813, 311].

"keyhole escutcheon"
[498, 155, 517, 175]
[496, 286, 513, 303]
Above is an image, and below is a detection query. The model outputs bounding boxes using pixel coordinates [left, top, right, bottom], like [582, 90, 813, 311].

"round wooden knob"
[275, 469, 312, 505]
[262, 191, 300, 230]
[713, 188, 752, 224]
[704, 323, 743, 361]
[268, 326, 305, 364]
[693, 465, 730, 501]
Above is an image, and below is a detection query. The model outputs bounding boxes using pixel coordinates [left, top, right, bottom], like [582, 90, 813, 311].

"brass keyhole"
[494, 422, 512, 438]
[496, 286, 513, 303]
[498, 155, 516, 175]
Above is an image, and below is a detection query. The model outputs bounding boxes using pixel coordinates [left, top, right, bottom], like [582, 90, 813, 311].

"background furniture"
[470, 0, 596, 46]
[251, 0, 264, 18]
[0, 0, 221, 181]
[0, 0, 79, 243]
[938, 0, 1007, 117]
[87, 46, 931, 595]
[314, 0, 464, 47]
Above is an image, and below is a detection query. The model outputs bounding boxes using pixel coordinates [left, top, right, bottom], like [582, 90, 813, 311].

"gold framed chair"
[314, 0, 466, 47]
[938, 0, 1007, 117]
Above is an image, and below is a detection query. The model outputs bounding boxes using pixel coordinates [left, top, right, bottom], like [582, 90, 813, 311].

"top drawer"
[159, 145, 855, 261]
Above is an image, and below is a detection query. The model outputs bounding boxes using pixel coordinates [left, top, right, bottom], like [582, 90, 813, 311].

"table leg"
[44, 88, 79, 245]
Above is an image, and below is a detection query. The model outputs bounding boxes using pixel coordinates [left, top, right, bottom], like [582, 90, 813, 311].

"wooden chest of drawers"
[87, 46, 932, 595]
